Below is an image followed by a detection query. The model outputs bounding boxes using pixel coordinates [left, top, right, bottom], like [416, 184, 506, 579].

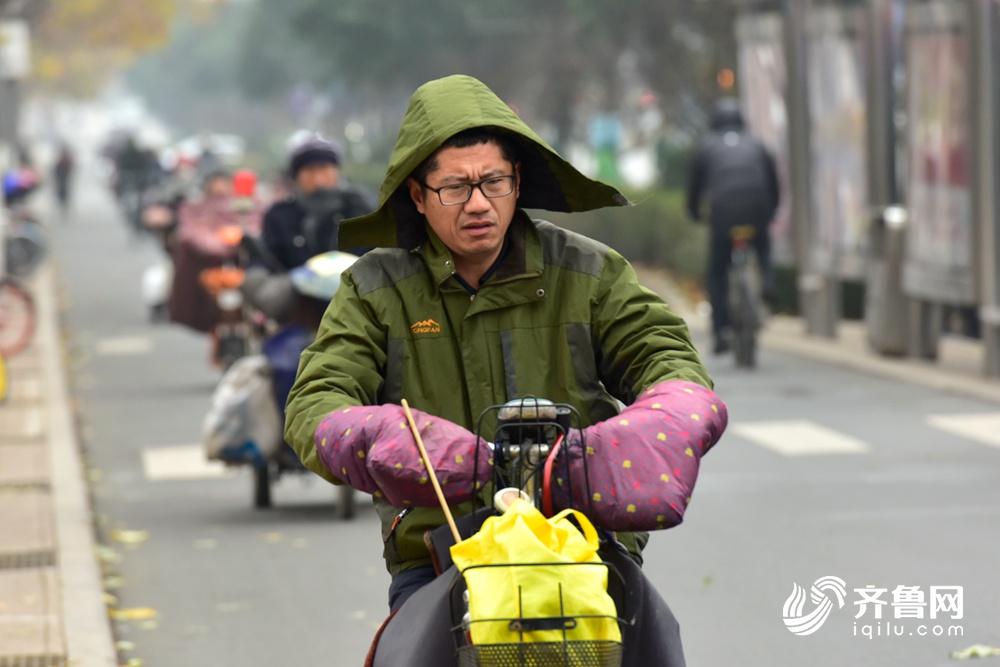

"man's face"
[296, 163, 339, 194]
[204, 176, 231, 198]
[408, 142, 519, 265]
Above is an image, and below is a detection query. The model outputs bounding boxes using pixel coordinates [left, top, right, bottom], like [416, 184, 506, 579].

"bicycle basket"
[449, 559, 625, 667]
[456, 639, 622, 667]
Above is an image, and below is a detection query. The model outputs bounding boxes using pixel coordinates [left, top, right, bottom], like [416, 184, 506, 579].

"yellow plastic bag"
[450, 499, 621, 646]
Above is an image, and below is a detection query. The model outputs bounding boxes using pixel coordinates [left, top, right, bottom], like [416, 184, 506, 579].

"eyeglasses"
[422, 174, 516, 206]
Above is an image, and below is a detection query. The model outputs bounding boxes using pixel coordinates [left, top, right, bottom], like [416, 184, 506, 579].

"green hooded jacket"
[284, 75, 712, 576]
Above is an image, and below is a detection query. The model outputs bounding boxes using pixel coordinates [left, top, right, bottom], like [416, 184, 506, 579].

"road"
[53, 176, 1000, 666]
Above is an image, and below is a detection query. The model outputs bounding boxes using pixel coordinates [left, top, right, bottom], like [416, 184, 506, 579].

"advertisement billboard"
[903, 1, 976, 303]
[736, 12, 794, 267]
[807, 6, 870, 280]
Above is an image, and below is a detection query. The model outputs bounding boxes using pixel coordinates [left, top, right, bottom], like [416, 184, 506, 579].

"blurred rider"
[259, 134, 372, 271]
[686, 98, 780, 355]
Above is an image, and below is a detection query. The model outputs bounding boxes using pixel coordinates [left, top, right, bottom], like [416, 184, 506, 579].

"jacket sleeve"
[283, 271, 388, 483]
[685, 145, 707, 222]
[761, 145, 781, 221]
[592, 251, 712, 403]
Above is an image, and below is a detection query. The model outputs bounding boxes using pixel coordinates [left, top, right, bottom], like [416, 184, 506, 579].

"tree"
[31, 0, 183, 96]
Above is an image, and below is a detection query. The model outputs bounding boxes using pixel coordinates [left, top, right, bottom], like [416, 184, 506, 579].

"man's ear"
[407, 178, 426, 215]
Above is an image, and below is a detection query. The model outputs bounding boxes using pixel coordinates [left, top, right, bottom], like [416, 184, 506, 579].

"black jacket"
[260, 187, 372, 271]
[686, 103, 780, 231]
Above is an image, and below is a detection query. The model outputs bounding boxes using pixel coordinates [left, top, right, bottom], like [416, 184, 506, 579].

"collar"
[418, 210, 543, 291]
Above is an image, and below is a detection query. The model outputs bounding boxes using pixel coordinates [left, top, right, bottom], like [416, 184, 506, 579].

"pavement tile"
[0, 406, 46, 440]
[5, 348, 42, 373]
[0, 446, 49, 486]
[0, 491, 54, 554]
[4, 376, 45, 403]
[0, 568, 65, 657]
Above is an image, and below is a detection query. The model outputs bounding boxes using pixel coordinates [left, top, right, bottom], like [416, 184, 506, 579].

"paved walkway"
[1, 266, 115, 667]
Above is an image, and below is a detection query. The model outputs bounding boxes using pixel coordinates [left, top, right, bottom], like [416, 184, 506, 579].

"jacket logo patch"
[410, 319, 442, 335]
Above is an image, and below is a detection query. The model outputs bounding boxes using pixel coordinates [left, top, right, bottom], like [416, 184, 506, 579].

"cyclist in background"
[686, 98, 780, 355]
[259, 134, 372, 271]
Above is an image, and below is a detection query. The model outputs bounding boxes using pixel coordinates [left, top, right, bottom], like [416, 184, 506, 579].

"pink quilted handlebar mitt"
[559, 380, 728, 532]
[313, 404, 492, 507]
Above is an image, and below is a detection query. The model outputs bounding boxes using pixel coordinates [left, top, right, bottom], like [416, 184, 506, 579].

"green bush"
[541, 188, 707, 282]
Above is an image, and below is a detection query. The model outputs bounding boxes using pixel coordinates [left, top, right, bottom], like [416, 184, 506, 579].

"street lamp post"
[975, 0, 1000, 376]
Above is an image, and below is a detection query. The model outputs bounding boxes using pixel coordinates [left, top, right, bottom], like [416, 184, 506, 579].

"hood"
[710, 98, 745, 132]
[339, 74, 628, 249]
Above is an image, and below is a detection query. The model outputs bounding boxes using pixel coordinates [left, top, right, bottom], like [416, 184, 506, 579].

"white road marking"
[95, 336, 153, 356]
[142, 445, 231, 481]
[928, 413, 1000, 450]
[731, 420, 870, 456]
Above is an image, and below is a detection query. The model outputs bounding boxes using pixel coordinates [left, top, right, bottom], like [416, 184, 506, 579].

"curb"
[760, 318, 1000, 406]
[38, 264, 117, 667]
[634, 265, 1000, 406]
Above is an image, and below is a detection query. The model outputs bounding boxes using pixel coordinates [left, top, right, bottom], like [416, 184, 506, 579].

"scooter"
[198, 224, 253, 371]
[220, 248, 358, 516]
[368, 398, 688, 667]
[3, 170, 47, 280]
[140, 201, 179, 322]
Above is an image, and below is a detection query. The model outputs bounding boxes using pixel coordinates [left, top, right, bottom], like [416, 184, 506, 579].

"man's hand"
[555, 380, 727, 531]
[313, 405, 492, 506]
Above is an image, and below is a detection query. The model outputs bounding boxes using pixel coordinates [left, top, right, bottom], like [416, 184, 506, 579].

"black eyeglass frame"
[420, 174, 517, 206]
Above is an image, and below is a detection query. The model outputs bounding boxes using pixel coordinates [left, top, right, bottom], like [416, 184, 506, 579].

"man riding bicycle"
[285, 75, 722, 614]
[686, 98, 780, 355]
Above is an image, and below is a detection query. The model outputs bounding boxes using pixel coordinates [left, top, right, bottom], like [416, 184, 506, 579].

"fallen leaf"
[109, 607, 159, 622]
[102, 593, 119, 606]
[111, 529, 149, 546]
[115, 640, 135, 652]
[951, 645, 1000, 660]
[138, 620, 158, 631]
[259, 532, 283, 544]
[95, 546, 122, 565]
[104, 576, 125, 590]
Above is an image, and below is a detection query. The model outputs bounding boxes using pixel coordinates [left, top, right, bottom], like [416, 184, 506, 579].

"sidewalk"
[635, 265, 1000, 406]
[0, 265, 116, 667]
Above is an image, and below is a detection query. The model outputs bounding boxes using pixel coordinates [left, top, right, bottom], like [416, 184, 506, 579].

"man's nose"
[464, 185, 491, 212]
